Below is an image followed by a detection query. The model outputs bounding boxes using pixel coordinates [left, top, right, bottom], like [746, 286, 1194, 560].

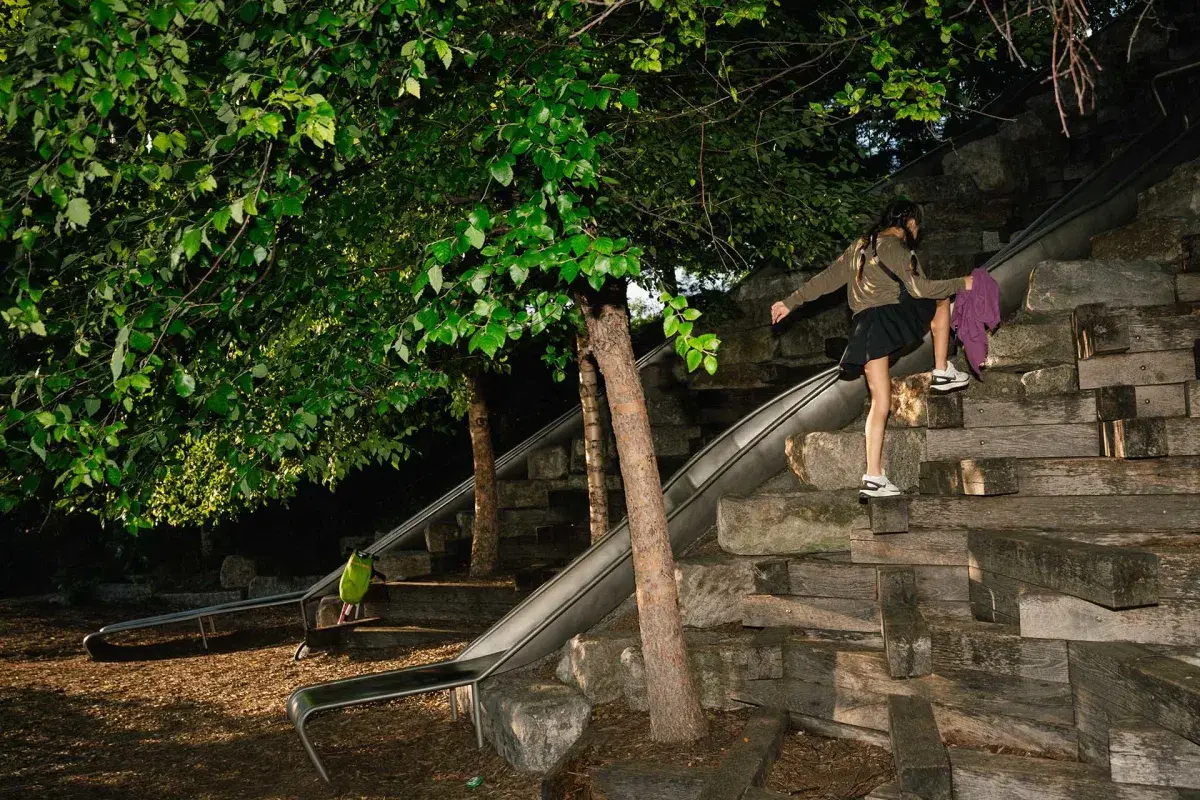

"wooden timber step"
[757, 559, 967, 604]
[1101, 416, 1200, 458]
[968, 529, 1160, 610]
[887, 695, 952, 800]
[926, 423, 1100, 461]
[361, 580, 530, 625]
[1096, 384, 1191, 421]
[592, 761, 715, 800]
[1074, 301, 1200, 359]
[1070, 642, 1200, 771]
[1021, 590, 1200, 647]
[902, 495, 1200, 533]
[1180, 274, 1200, 303]
[696, 711, 787, 800]
[949, 748, 1200, 800]
[1078, 349, 1197, 391]
[925, 613, 1069, 684]
[341, 623, 480, 649]
[1109, 719, 1200, 789]
[737, 646, 1077, 759]
[743, 595, 880, 634]
[878, 567, 932, 678]
[958, 393, 1098, 427]
[1011, 456, 1200, 495]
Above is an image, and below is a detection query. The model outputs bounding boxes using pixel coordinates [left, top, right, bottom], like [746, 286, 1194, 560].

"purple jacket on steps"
[950, 267, 1001, 376]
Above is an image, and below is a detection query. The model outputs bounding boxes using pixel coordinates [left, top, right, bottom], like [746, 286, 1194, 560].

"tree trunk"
[575, 283, 708, 742]
[467, 374, 500, 578]
[577, 330, 610, 544]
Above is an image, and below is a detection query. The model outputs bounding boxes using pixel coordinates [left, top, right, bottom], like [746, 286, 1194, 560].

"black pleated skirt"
[838, 287, 937, 381]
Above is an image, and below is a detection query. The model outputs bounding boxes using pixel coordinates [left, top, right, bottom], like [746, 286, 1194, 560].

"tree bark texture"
[577, 330, 610, 544]
[467, 374, 500, 578]
[576, 285, 708, 742]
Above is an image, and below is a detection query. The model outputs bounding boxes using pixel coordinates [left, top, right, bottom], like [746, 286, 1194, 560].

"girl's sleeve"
[878, 237, 966, 300]
[780, 248, 853, 311]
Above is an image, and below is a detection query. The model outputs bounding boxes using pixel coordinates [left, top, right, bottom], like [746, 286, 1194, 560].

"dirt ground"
[0, 599, 894, 800]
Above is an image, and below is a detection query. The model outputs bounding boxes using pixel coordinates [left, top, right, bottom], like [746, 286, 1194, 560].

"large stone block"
[778, 305, 849, 359]
[478, 675, 591, 773]
[652, 425, 701, 458]
[787, 429, 925, 492]
[865, 374, 932, 428]
[719, 326, 777, 364]
[717, 491, 863, 556]
[316, 595, 342, 628]
[339, 536, 372, 555]
[498, 480, 551, 509]
[891, 174, 980, 206]
[570, 437, 616, 474]
[556, 631, 639, 704]
[376, 551, 432, 581]
[1021, 365, 1078, 396]
[675, 555, 757, 628]
[94, 583, 153, 603]
[425, 521, 457, 553]
[733, 267, 806, 315]
[219, 555, 257, 589]
[646, 393, 692, 426]
[958, 370, 1024, 402]
[1139, 160, 1200, 219]
[158, 590, 243, 607]
[982, 321, 1075, 372]
[528, 445, 569, 480]
[621, 631, 784, 711]
[1025, 260, 1177, 315]
[1091, 217, 1200, 264]
[942, 135, 1026, 195]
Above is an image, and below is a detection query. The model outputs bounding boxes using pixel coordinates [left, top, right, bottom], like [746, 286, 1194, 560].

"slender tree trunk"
[575, 283, 708, 742]
[467, 374, 500, 577]
[577, 330, 610, 544]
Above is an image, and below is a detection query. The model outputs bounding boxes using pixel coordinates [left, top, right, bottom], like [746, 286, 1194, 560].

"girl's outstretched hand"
[771, 301, 791, 324]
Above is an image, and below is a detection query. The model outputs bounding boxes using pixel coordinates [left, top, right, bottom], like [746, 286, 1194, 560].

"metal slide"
[79, 66, 1053, 661]
[286, 100, 1200, 781]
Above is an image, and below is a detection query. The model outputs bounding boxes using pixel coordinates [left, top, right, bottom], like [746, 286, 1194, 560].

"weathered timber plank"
[1075, 303, 1130, 359]
[913, 566, 969, 603]
[851, 529, 968, 567]
[968, 566, 1024, 623]
[926, 394, 963, 429]
[1121, 303, 1200, 354]
[933, 704, 1078, 760]
[786, 712, 892, 748]
[926, 424, 1099, 461]
[887, 695, 951, 800]
[1069, 642, 1200, 758]
[733, 679, 889, 731]
[928, 615, 1069, 683]
[1103, 418, 1171, 458]
[968, 529, 1160, 609]
[1138, 384, 1190, 419]
[919, 459, 1019, 496]
[1022, 592, 1200, 646]
[870, 497, 910, 534]
[1157, 550, 1200, 600]
[1073, 684, 1116, 768]
[1188, 381, 1199, 417]
[963, 394, 1098, 427]
[753, 559, 791, 594]
[1099, 385, 1141, 421]
[787, 561, 877, 599]
[1078, 350, 1197, 390]
[1110, 719, 1200, 789]
[882, 604, 932, 679]
[949, 748, 1188, 800]
[1015, 456, 1200, 495]
[742, 594, 880, 633]
[878, 566, 918, 606]
[910, 495, 1200, 532]
[1167, 418, 1200, 455]
[697, 711, 787, 800]
[593, 762, 714, 800]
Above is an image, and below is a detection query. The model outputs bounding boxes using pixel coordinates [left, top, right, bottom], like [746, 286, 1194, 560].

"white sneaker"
[930, 364, 970, 393]
[860, 474, 901, 499]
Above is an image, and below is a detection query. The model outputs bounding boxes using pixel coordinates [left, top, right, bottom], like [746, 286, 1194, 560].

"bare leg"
[864, 357, 892, 477]
[338, 603, 351, 625]
[931, 298, 951, 372]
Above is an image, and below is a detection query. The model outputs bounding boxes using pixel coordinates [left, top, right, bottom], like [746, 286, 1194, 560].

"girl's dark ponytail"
[854, 198, 923, 286]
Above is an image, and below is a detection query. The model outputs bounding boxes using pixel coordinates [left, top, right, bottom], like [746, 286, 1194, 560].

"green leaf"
[428, 265, 444, 293]
[620, 90, 639, 110]
[599, 73, 620, 85]
[703, 355, 718, 375]
[129, 330, 153, 351]
[66, 198, 91, 227]
[182, 228, 203, 260]
[35, 411, 56, 428]
[92, 88, 115, 117]
[110, 325, 130, 384]
[405, 77, 421, 98]
[175, 370, 196, 397]
[682, 307, 701, 321]
[85, 398, 101, 416]
[252, 364, 268, 378]
[490, 161, 514, 186]
[663, 315, 679, 337]
[466, 225, 485, 249]
[686, 349, 703, 373]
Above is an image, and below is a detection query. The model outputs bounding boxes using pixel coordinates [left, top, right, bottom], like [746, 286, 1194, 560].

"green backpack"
[338, 550, 375, 605]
